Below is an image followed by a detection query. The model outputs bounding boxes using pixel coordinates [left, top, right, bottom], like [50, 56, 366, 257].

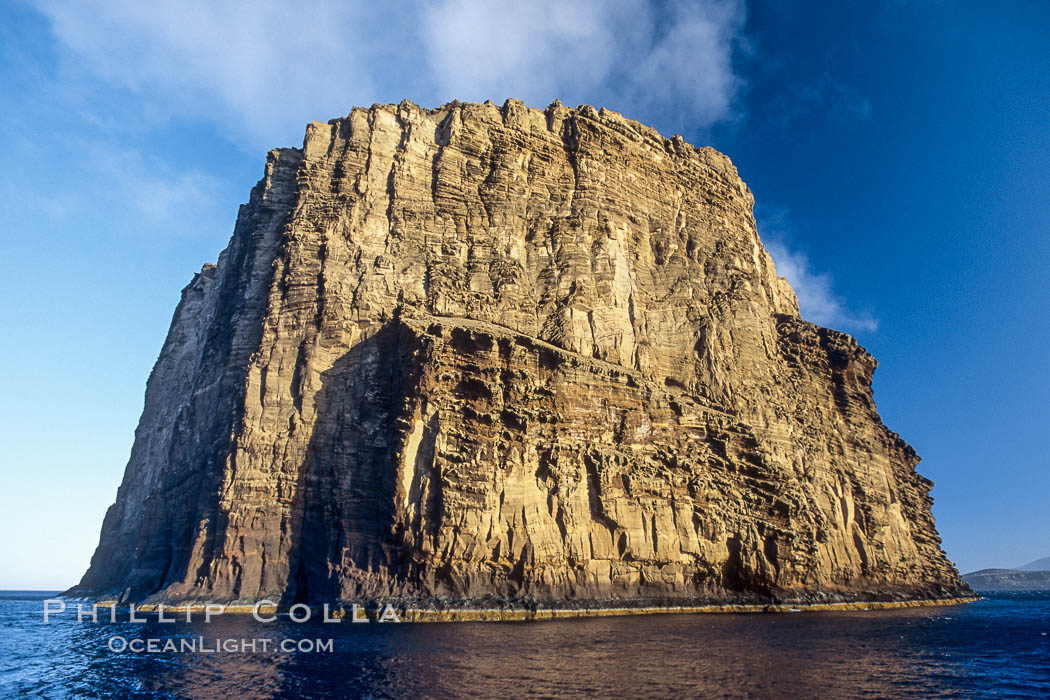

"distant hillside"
[962, 568, 1050, 591]
[1017, 556, 1050, 571]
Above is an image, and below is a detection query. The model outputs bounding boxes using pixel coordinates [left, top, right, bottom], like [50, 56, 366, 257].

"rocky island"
[963, 557, 1050, 591]
[962, 569, 1050, 591]
[68, 100, 972, 618]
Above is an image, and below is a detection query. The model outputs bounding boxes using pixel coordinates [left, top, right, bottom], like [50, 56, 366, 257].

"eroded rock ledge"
[69, 99, 969, 610]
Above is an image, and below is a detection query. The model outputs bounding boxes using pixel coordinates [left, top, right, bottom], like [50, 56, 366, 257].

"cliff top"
[291, 98, 746, 191]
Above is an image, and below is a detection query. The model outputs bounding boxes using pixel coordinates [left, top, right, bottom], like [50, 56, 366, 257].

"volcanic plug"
[71, 100, 969, 613]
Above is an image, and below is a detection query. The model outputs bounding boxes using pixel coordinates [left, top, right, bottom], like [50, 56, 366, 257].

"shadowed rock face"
[72, 99, 967, 607]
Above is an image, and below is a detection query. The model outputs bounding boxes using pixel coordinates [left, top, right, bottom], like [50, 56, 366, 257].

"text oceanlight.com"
[107, 637, 334, 654]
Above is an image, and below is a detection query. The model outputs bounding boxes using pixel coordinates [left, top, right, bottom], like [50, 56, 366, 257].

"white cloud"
[419, 0, 629, 107]
[760, 214, 879, 333]
[622, 0, 745, 124]
[37, 0, 403, 146]
[36, 0, 747, 148]
[420, 0, 745, 127]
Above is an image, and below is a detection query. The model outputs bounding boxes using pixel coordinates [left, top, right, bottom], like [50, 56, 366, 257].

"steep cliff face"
[73, 100, 967, 608]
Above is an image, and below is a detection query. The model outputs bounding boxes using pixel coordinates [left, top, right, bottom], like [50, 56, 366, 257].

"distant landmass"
[1017, 556, 1050, 571]
[963, 565, 1050, 591]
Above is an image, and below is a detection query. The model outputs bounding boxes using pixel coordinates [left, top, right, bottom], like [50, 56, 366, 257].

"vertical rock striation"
[72, 100, 968, 609]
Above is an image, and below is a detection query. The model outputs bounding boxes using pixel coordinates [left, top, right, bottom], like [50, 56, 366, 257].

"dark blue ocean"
[1, 591, 1047, 698]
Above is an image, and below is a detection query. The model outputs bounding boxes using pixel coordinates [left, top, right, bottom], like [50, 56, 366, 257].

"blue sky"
[0, 0, 1046, 588]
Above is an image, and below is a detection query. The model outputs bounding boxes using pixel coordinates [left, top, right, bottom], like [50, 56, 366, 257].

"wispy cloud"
[4, 98, 231, 238]
[35, 1, 400, 147]
[759, 212, 879, 333]
[422, 0, 746, 128]
[86, 141, 229, 229]
[768, 72, 872, 129]
[36, 0, 748, 148]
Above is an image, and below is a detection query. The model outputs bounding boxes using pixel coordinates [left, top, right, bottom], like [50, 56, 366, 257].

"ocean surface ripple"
[1, 591, 1047, 698]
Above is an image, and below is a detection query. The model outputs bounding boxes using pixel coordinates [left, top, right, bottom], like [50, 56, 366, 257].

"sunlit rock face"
[72, 100, 967, 608]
